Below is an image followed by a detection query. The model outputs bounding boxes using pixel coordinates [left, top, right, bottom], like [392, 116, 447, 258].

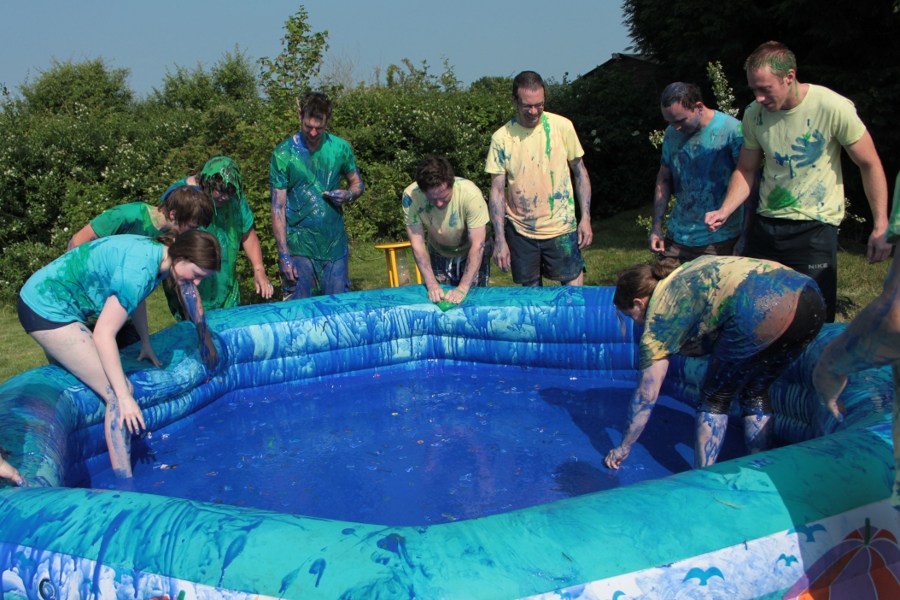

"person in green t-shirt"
[67, 185, 213, 250]
[402, 155, 491, 304]
[814, 171, 900, 512]
[270, 92, 364, 300]
[162, 156, 273, 319]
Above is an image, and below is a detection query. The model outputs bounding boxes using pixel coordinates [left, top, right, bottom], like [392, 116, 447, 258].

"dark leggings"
[698, 285, 826, 415]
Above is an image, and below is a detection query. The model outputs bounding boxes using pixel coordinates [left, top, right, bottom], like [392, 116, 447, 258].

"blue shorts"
[17, 296, 73, 334]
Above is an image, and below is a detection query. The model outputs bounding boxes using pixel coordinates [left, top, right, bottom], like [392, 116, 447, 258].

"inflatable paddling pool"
[0, 286, 895, 599]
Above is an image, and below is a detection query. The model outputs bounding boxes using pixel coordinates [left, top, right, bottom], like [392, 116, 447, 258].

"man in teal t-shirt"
[270, 92, 364, 300]
[652, 82, 746, 262]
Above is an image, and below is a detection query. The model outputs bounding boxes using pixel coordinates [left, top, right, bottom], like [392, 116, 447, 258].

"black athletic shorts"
[505, 222, 584, 286]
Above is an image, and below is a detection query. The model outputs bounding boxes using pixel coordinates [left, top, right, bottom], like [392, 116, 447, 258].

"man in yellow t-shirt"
[403, 156, 491, 304]
[485, 71, 592, 287]
[705, 41, 890, 322]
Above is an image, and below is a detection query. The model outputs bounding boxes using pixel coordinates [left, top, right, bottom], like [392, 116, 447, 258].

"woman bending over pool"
[605, 256, 825, 470]
[17, 231, 221, 478]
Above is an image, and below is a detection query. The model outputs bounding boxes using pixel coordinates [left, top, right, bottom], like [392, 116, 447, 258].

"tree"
[20, 58, 132, 115]
[257, 7, 329, 108]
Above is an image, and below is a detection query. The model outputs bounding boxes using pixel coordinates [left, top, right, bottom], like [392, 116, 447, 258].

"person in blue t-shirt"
[17, 231, 221, 479]
[650, 82, 751, 262]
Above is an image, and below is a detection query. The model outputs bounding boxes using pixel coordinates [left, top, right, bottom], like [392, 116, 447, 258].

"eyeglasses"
[517, 100, 544, 110]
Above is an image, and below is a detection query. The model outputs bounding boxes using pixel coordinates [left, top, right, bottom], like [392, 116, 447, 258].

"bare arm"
[94, 296, 145, 435]
[604, 358, 669, 469]
[406, 224, 443, 303]
[651, 165, 673, 253]
[844, 131, 890, 263]
[131, 300, 161, 367]
[814, 257, 900, 420]
[68, 224, 99, 251]
[323, 167, 365, 206]
[569, 158, 593, 249]
[445, 226, 487, 304]
[270, 187, 297, 281]
[705, 146, 763, 232]
[240, 227, 273, 300]
[488, 174, 509, 271]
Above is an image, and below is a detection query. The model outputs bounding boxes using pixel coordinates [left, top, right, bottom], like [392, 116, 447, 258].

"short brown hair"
[160, 186, 214, 228]
[415, 156, 455, 192]
[613, 259, 679, 310]
[744, 41, 797, 79]
[299, 91, 333, 122]
[512, 71, 544, 101]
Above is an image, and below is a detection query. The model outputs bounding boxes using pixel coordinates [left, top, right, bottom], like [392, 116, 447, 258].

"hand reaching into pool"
[117, 394, 146, 436]
[0, 454, 26, 487]
[604, 445, 630, 470]
[443, 288, 467, 305]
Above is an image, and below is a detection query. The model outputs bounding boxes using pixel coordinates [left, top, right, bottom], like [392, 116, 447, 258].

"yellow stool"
[374, 241, 422, 288]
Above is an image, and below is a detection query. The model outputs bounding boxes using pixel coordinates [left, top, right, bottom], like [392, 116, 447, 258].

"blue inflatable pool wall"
[0, 286, 896, 599]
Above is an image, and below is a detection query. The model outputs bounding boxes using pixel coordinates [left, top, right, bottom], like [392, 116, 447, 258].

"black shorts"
[505, 222, 584, 285]
[17, 296, 72, 334]
[745, 215, 838, 322]
[697, 284, 826, 415]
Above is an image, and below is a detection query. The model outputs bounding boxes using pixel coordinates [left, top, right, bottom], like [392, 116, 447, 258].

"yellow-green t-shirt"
[402, 178, 489, 258]
[485, 111, 584, 239]
[639, 255, 810, 369]
[742, 84, 866, 226]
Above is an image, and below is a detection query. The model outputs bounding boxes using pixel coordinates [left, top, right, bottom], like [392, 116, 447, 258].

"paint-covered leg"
[178, 282, 218, 370]
[744, 411, 773, 454]
[695, 412, 728, 468]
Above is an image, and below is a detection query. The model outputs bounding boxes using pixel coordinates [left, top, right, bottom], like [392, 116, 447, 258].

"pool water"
[85, 362, 745, 526]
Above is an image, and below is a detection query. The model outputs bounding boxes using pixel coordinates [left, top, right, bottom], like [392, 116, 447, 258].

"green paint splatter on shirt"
[541, 113, 552, 160]
[767, 186, 799, 211]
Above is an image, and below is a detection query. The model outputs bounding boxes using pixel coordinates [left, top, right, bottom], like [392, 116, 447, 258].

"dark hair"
[159, 186, 214, 229]
[415, 156, 456, 192]
[512, 71, 544, 101]
[744, 41, 797, 79]
[299, 91, 333, 122]
[197, 156, 242, 200]
[162, 230, 222, 272]
[660, 82, 704, 110]
[613, 259, 680, 310]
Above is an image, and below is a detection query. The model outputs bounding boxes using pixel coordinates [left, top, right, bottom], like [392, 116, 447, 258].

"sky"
[1, 0, 634, 96]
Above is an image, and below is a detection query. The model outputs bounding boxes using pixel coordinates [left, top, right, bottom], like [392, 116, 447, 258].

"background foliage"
[0, 3, 897, 303]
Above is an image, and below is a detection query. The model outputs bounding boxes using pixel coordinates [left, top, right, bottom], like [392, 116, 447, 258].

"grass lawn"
[0, 205, 891, 384]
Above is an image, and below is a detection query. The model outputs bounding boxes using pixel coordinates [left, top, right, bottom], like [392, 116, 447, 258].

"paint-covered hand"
[577, 218, 593, 249]
[279, 253, 298, 282]
[444, 288, 467, 304]
[812, 361, 847, 423]
[426, 284, 444, 304]
[649, 229, 665, 254]
[254, 268, 274, 299]
[704, 209, 727, 233]
[604, 445, 630, 470]
[0, 457, 26, 487]
[323, 190, 353, 206]
[118, 394, 146, 436]
[137, 342, 162, 368]
[867, 230, 892, 264]
[493, 240, 511, 272]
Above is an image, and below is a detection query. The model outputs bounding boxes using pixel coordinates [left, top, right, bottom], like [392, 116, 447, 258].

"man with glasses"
[485, 71, 592, 287]
[270, 92, 365, 300]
